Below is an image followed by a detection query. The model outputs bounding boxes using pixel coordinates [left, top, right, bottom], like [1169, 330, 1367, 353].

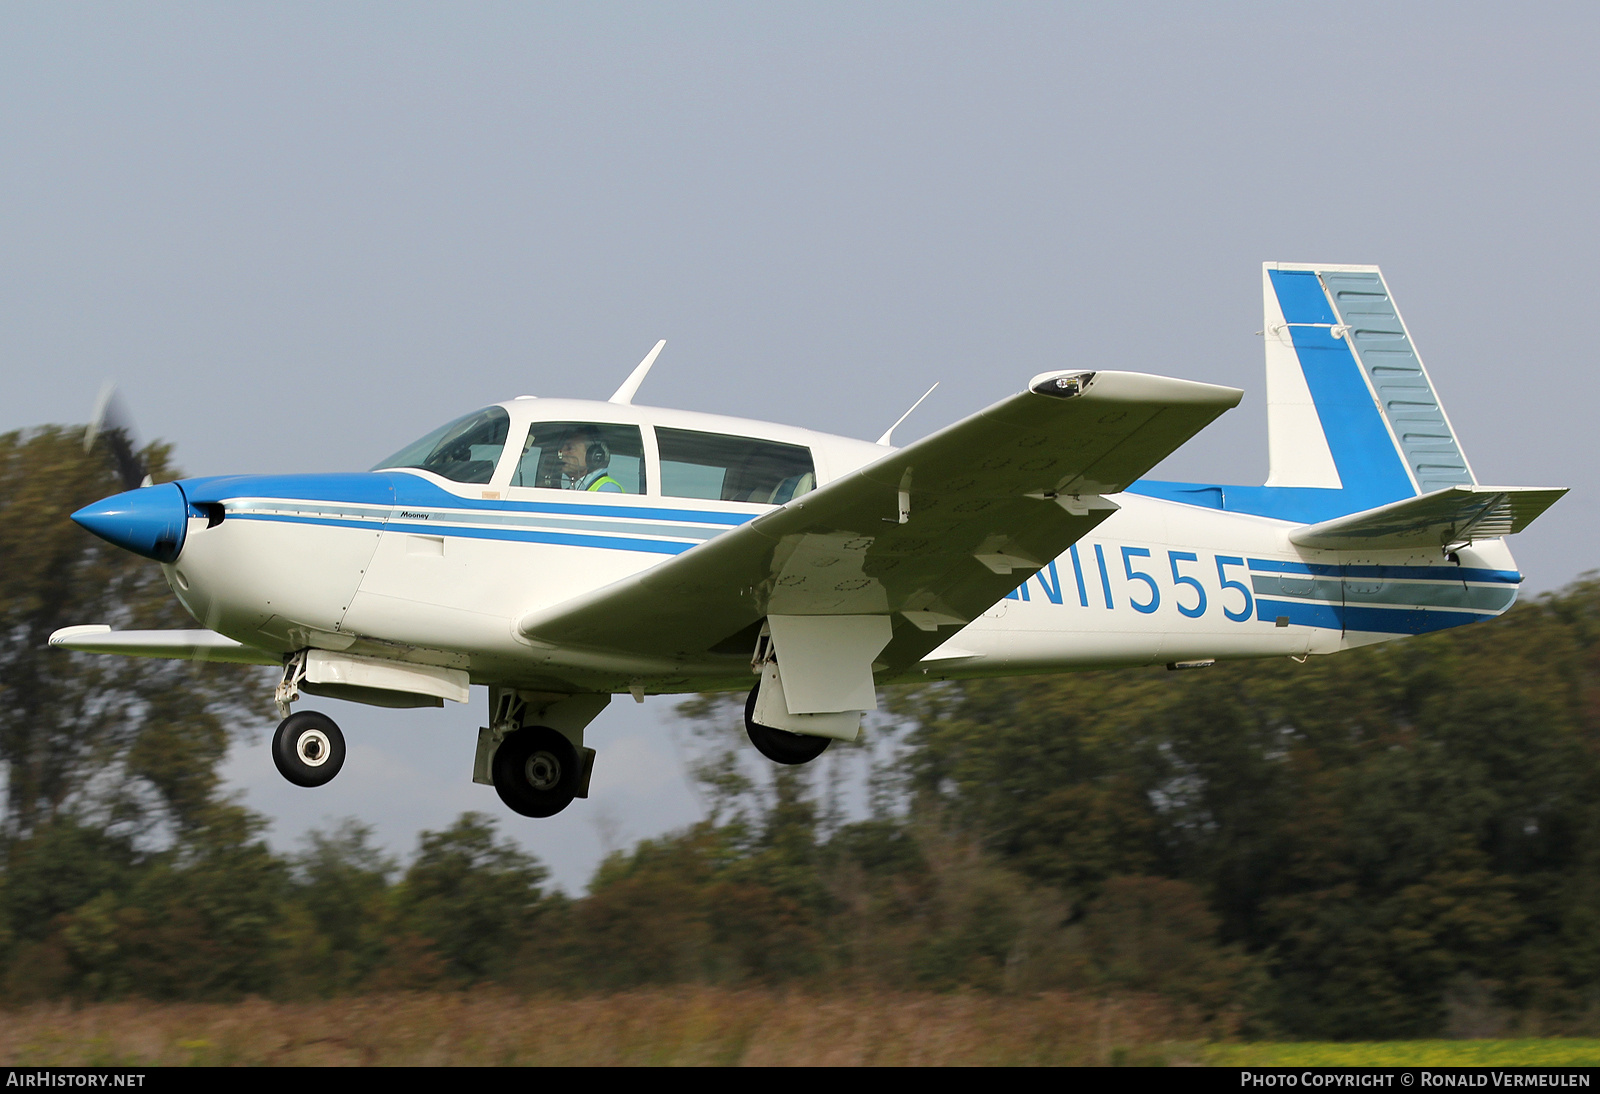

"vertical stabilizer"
[1263, 263, 1474, 504]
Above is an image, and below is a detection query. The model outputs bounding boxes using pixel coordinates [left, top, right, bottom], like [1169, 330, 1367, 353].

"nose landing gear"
[272, 709, 347, 787]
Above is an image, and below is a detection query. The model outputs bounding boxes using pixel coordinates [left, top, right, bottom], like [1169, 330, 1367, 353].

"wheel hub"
[297, 729, 332, 767]
[524, 751, 561, 790]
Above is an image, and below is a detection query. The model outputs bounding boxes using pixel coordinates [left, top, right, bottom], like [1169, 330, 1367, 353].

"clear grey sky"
[5, 3, 1595, 888]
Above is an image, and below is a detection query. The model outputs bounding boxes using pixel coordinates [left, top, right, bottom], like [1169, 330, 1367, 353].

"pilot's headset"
[577, 430, 610, 472]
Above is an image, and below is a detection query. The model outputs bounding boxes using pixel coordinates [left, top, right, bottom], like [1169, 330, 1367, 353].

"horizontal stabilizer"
[1289, 485, 1568, 551]
[48, 625, 281, 666]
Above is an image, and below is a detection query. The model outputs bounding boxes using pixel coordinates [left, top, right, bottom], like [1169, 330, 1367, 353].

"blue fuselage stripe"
[1245, 558, 1521, 584]
[1342, 604, 1488, 634]
[1256, 598, 1344, 631]
[180, 472, 757, 526]
[228, 512, 696, 554]
[1255, 598, 1490, 635]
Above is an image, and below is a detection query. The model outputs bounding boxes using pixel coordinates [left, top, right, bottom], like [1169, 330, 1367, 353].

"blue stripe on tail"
[1129, 268, 1421, 523]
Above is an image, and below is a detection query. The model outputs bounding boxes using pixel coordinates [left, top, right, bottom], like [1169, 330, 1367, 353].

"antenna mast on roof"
[609, 340, 667, 405]
[876, 382, 940, 446]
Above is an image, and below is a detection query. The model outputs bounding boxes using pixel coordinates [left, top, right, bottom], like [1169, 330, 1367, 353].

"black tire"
[272, 710, 346, 787]
[492, 726, 580, 818]
[744, 683, 830, 765]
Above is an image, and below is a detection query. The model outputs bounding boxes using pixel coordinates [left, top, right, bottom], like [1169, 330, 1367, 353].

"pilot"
[558, 428, 623, 492]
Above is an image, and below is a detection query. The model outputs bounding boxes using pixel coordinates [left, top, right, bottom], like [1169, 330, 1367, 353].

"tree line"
[3, 423, 1598, 1038]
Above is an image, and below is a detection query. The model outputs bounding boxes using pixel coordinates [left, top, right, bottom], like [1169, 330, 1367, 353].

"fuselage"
[91, 395, 1521, 698]
[57, 264, 1556, 821]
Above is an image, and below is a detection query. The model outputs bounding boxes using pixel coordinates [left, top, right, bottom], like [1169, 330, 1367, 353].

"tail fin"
[1130, 263, 1563, 538]
[1263, 262, 1473, 501]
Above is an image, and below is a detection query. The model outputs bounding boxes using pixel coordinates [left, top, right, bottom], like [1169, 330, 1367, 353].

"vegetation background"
[5, 425, 1600, 1051]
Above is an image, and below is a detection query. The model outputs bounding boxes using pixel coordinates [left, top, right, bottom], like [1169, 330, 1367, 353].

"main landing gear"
[491, 726, 581, 818]
[744, 683, 830, 765]
[476, 689, 606, 819]
[272, 709, 347, 787]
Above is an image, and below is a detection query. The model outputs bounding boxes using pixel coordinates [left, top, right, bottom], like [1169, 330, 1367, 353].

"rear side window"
[656, 427, 815, 504]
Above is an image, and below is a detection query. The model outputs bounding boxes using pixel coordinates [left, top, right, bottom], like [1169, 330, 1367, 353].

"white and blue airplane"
[53, 263, 1566, 819]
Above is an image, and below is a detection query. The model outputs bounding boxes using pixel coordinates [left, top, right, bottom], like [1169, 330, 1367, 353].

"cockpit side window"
[512, 423, 646, 494]
[655, 427, 815, 504]
[372, 407, 510, 485]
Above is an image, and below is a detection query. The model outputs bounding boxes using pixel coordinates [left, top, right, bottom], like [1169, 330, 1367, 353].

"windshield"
[371, 406, 511, 484]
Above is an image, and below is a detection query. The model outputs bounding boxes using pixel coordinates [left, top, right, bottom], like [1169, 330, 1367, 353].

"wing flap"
[1289, 485, 1568, 550]
[516, 370, 1242, 675]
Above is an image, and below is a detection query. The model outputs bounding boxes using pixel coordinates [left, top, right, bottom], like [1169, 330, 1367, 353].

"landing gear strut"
[492, 726, 580, 817]
[744, 683, 830, 765]
[272, 710, 346, 787]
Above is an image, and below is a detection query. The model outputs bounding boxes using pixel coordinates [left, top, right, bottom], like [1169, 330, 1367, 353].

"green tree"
[392, 812, 550, 983]
[884, 582, 1600, 1034]
[0, 426, 268, 836]
[0, 817, 138, 999]
[53, 803, 290, 1001]
[891, 672, 1167, 896]
[570, 828, 720, 988]
[278, 818, 397, 995]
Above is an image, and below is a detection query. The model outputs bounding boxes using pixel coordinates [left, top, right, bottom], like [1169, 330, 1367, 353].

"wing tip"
[1056, 369, 1244, 409]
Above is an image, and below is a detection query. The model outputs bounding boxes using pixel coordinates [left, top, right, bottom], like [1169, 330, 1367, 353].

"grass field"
[0, 989, 1201, 1066]
[5, 992, 1599, 1065]
[1207, 1040, 1600, 1067]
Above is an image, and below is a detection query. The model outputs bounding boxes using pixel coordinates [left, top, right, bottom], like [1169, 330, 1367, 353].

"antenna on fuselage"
[609, 340, 667, 405]
[875, 382, 940, 446]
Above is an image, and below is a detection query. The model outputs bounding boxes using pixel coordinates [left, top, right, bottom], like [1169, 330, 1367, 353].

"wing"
[516, 369, 1243, 678]
[48, 625, 282, 665]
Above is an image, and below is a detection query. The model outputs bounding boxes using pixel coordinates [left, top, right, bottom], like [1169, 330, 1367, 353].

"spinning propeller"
[84, 382, 151, 491]
[73, 384, 188, 563]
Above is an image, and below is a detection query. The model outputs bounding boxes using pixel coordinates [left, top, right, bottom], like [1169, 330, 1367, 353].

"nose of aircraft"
[70, 482, 189, 563]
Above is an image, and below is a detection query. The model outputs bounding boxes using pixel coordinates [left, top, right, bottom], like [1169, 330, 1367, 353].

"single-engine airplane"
[53, 264, 1567, 819]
